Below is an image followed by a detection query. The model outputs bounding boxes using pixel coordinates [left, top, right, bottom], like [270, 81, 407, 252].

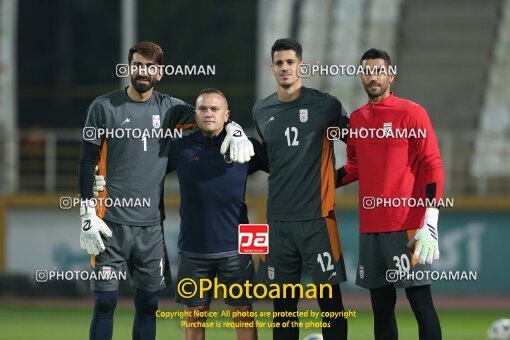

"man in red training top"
[337, 48, 443, 340]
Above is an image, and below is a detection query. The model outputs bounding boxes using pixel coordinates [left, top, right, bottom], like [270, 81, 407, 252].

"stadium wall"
[0, 194, 509, 293]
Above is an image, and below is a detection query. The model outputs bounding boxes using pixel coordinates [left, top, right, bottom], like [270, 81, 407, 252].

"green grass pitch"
[0, 305, 502, 339]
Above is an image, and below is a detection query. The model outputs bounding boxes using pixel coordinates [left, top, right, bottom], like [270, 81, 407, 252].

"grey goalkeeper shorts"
[356, 229, 432, 289]
[257, 214, 347, 285]
[90, 220, 172, 291]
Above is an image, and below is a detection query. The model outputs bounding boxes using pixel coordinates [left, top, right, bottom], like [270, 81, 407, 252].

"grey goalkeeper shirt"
[253, 87, 348, 221]
[82, 88, 195, 226]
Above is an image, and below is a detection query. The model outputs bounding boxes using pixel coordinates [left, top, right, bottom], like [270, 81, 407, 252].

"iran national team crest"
[268, 266, 275, 280]
[383, 122, 392, 137]
[102, 266, 112, 280]
[299, 109, 308, 123]
[152, 115, 161, 128]
[359, 265, 364, 279]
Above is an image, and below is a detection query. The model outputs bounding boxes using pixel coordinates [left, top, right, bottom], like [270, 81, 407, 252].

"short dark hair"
[199, 87, 226, 98]
[359, 48, 391, 65]
[128, 41, 163, 65]
[198, 88, 228, 106]
[271, 38, 302, 61]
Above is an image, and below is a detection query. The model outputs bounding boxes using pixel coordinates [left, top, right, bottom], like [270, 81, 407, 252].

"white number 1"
[142, 136, 147, 151]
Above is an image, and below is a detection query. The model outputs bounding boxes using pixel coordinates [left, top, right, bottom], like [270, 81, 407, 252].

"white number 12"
[317, 252, 334, 272]
[285, 127, 299, 146]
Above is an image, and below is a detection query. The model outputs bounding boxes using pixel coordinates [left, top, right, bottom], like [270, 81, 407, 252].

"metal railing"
[1, 128, 509, 195]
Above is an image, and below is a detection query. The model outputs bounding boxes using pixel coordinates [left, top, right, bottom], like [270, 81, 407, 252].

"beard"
[130, 76, 157, 93]
[365, 82, 387, 98]
[278, 75, 296, 89]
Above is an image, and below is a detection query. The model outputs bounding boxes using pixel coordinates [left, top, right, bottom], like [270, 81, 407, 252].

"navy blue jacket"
[167, 130, 269, 255]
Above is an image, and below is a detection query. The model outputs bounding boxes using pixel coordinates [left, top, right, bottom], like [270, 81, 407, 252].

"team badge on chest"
[152, 115, 161, 128]
[383, 122, 392, 137]
[299, 109, 308, 123]
[268, 266, 275, 280]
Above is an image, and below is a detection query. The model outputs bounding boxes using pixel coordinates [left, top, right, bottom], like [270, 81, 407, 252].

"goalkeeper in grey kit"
[253, 38, 349, 340]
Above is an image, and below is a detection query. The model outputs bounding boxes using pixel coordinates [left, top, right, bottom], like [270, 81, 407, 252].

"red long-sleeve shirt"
[338, 93, 444, 233]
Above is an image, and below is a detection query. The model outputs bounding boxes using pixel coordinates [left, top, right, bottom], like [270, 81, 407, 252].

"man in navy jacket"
[168, 88, 267, 340]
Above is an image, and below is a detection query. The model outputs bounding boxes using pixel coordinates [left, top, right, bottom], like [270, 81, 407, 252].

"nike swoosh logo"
[328, 272, 337, 281]
[121, 118, 131, 126]
[265, 117, 275, 125]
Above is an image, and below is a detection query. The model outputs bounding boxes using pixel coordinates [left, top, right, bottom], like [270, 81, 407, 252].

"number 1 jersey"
[83, 88, 195, 226]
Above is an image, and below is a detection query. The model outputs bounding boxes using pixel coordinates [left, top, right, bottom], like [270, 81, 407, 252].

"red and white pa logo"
[238, 224, 269, 254]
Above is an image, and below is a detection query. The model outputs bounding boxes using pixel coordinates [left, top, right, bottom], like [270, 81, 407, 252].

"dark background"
[17, 0, 256, 128]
